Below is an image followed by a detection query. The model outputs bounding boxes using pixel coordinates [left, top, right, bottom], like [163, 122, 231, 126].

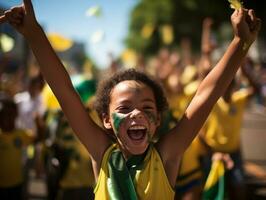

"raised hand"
[0, 0, 39, 37]
[231, 8, 261, 46]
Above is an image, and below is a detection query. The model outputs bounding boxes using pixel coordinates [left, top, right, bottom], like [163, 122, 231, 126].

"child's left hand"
[212, 152, 234, 170]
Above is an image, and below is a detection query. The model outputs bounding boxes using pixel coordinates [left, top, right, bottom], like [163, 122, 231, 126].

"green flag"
[203, 160, 225, 200]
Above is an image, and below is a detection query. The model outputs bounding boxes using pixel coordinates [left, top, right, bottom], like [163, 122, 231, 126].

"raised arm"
[158, 9, 261, 164]
[0, 0, 110, 164]
[241, 58, 262, 96]
[198, 18, 215, 79]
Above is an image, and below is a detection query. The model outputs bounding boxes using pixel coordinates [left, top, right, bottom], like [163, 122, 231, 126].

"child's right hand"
[0, 0, 40, 38]
[231, 8, 261, 46]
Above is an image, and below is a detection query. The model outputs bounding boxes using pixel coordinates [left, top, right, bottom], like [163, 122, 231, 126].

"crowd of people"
[0, 0, 265, 200]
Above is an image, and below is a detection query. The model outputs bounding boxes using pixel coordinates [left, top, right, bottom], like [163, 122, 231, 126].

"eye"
[117, 106, 131, 113]
[143, 105, 155, 111]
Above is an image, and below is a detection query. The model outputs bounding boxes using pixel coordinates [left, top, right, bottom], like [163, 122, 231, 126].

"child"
[0, 95, 35, 200]
[0, 1, 261, 199]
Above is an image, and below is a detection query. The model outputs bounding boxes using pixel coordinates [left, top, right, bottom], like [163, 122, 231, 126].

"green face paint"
[144, 111, 159, 143]
[112, 113, 127, 135]
[144, 111, 157, 124]
[112, 110, 158, 143]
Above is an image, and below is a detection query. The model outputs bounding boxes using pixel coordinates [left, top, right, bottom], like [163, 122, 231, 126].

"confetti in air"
[141, 24, 155, 39]
[160, 25, 174, 45]
[0, 34, 15, 52]
[90, 30, 105, 44]
[85, 6, 102, 17]
[228, 0, 243, 9]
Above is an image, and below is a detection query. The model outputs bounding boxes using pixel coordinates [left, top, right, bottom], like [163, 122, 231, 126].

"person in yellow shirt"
[1, 2, 261, 199]
[52, 110, 95, 200]
[0, 95, 36, 200]
[175, 17, 215, 200]
[201, 61, 262, 199]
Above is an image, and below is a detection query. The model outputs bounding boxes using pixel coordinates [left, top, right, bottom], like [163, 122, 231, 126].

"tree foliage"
[125, 0, 265, 56]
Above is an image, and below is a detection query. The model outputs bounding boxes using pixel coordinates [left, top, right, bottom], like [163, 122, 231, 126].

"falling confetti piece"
[0, 34, 15, 52]
[85, 6, 102, 17]
[141, 23, 155, 39]
[228, 0, 243, 9]
[121, 49, 137, 67]
[160, 25, 174, 45]
[90, 30, 105, 44]
[47, 33, 73, 52]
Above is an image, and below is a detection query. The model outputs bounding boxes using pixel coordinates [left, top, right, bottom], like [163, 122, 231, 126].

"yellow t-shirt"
[203, 89, 250, 152]
[0, 129, 34, 187]
[176, 136, 206, 187]
[168, 92, 194, 120]
[59, 136, 95, 188]
[94, 145, 175, 200]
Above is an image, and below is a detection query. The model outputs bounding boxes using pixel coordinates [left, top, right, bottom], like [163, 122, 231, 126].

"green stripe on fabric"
[203, 175, 225, 200]
[107, 146, 150, 200]
[203, 160, 225, 200]
[107, 151, 137, 200]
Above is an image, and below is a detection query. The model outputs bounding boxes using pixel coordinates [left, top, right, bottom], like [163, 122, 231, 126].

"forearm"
[25, 25, 74, 97]
[241, 62, 261, 94]
[201, 24, 211, 54]
[196, 37, 248, 105]
[180, 37, 250, 150]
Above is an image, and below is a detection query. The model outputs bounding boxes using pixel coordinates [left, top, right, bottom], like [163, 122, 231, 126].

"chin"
[127, 143, 149, 155]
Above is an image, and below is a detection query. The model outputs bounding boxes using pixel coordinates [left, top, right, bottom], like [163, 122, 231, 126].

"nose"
[130, 109, 144, 120]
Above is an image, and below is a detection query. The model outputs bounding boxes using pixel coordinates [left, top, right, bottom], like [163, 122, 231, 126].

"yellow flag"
[160, 25, 174, 45]
[42, 84, 60, 110]
[47, 33, 73, 52]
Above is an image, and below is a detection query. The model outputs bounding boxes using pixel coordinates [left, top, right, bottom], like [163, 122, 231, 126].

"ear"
[102, 113, 112, 130]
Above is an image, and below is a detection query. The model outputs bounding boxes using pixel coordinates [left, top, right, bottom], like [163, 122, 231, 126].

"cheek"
[111, 112, 127, 134]
[144, 111, 158, 125]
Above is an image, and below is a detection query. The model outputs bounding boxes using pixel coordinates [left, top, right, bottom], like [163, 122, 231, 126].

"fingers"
[23, 0, 34, 15]
[248, 9, 256, 22]
[254, 18, 262, 33]
[244, 9, 261, 33]
[0, 15, 6, 24]
[223, 154, 234, 170]
[247, 9, 256, 31]
[4, 7, 24, 27]
[232, 8, 247, 20]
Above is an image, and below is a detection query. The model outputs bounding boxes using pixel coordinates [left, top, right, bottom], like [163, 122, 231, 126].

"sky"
[0, 0, 138, 68]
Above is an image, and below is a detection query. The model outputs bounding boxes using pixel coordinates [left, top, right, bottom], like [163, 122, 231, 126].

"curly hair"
[94, 68, 168, 119]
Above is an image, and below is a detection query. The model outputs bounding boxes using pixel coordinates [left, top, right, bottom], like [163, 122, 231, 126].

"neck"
[118, 143, 149, 160]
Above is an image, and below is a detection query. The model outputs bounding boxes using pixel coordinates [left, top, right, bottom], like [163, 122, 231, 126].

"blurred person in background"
[0, 94, 44, 200]
[200, 60, 262, 199]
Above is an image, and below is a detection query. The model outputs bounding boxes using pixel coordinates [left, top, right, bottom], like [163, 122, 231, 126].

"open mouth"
[127, 125, 147, 141]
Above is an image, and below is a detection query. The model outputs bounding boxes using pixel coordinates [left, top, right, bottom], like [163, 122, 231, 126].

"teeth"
[128, 125, 146, 130]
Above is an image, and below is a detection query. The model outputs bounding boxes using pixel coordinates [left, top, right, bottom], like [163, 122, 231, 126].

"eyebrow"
[116, 98, 155, 105]
[141, 98, 155, 103]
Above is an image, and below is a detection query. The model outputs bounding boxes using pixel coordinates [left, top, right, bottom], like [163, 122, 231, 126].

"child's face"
[103, 80, 161, 156]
